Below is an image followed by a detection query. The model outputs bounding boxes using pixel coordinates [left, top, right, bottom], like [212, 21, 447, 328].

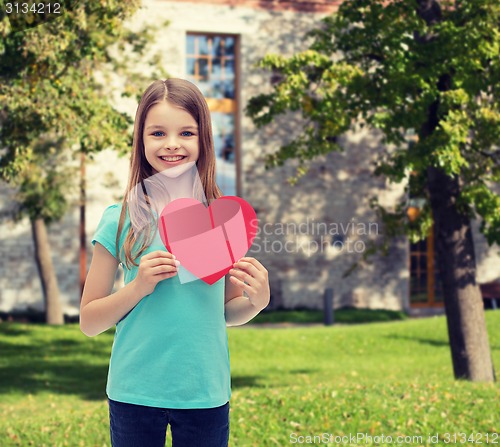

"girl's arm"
[80, 244, 179, 337]
[224, 257, 270, 326]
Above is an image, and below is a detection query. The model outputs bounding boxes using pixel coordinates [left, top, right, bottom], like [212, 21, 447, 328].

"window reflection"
[187, 35, 196, 55]
[211, 37, 221, 56]
[186, 34, 237, 196]
[198, 59, 209, 81]
[198, 37, 209, 55]
[186, 34, 235, 100]
[186, 58, 195, 76]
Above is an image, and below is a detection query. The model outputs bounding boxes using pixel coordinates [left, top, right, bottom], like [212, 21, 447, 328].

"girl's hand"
[133, 250, 180, 297]
[229, 257, 270, 311]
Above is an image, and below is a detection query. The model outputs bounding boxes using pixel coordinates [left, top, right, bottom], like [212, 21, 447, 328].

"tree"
[0, 0, 169, 324]
[246, 0, 499, 382]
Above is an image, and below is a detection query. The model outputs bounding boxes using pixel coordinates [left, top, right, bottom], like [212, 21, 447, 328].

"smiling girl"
[80, 78, 270, 447]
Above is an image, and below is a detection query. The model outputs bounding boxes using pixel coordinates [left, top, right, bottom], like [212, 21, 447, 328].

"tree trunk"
[31, 217, 64, 325]
[80, 150, 87, 298]
[426, 167, 496, 381]
[416, 0, 496, 382]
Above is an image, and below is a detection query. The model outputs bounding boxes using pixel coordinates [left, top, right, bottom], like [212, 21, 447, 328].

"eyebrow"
[146, 125, 198, 131]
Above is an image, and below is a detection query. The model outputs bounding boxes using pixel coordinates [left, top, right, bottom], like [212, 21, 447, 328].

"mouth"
[158, 155, 187, 165]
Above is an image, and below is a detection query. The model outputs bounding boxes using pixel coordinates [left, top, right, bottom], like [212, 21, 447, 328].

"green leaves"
[460, 182, 500, 246]
[246, 0, 500, 255]
[0, 0, 168, 224]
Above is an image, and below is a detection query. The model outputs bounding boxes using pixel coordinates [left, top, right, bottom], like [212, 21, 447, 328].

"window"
[409, 225, 444, 307]
[407, 168, 444, 307]
[186, 33, 238, 196]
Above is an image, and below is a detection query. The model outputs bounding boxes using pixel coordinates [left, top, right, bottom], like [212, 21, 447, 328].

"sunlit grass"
[0, 311, 498, 446]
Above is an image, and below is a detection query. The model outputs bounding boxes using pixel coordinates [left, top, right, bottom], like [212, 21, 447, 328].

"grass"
[251, 307, 408, 324]
[0, 311, 498, 446]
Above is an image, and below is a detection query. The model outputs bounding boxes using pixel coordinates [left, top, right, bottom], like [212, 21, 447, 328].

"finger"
[235, 257, 268, 280]
[143, 250, 176, 261]
[159, 271, 178, 278]
[229, 266, 257, 287]
[231, 260, 260, 278]
[233, 257, 264, 271]
[151, 264, 178, 275]
[145, 256, 180, 267]
[229, 275, 255, 294]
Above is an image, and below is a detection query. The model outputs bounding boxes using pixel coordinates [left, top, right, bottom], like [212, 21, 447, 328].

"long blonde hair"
[115, 78, 223, 268]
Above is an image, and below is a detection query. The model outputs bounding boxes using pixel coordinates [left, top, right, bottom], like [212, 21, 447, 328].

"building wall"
[158, 0, 341, 13]
[0, 0, 498, 316]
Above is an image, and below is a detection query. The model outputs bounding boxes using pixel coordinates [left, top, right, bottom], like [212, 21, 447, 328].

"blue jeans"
[108, 398, 230, 447]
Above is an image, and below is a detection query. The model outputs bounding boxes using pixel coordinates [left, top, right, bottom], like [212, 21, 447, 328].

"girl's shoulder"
[99, 203, 125, 225]
[104, 202, 124, 213]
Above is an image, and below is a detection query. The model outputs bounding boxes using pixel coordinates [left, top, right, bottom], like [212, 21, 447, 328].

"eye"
[152, 131, 164, 137]
[181, 131, 194, 137]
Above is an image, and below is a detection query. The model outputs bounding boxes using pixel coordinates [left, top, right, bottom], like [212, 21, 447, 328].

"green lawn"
[250, 307, 407, 324]
[0, 311, 498, 447]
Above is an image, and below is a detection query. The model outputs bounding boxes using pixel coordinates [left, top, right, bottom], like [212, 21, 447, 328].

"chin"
[158, 160, 197, 178]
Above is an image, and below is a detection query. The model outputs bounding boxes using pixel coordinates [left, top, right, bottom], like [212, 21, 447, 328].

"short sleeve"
[91, 204, 121, 261]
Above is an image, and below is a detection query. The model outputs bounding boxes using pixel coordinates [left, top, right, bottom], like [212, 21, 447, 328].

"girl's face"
[143, 100, 200, 174]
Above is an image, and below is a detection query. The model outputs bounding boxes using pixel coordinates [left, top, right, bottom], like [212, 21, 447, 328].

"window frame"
[185, 31, 242, 197]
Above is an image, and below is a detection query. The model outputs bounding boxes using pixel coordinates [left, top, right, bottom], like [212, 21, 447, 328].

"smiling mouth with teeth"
[160, 155, 187, 162]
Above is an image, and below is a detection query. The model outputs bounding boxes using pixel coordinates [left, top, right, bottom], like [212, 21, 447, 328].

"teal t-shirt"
[91, 203, 231, 409]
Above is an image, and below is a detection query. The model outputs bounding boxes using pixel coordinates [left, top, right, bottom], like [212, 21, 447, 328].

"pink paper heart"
[158, 196, 258, 285]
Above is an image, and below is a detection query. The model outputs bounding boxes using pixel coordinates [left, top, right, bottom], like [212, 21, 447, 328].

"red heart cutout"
[158, 196, 258, 285]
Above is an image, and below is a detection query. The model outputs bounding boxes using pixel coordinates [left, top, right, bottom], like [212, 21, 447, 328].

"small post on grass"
[324, 288, 334, 326]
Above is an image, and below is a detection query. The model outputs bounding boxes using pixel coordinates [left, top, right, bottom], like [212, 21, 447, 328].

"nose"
[164, 134, 180, 150]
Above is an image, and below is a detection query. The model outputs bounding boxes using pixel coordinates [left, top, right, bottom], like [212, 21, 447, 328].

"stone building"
[0, 0, 498, 317]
